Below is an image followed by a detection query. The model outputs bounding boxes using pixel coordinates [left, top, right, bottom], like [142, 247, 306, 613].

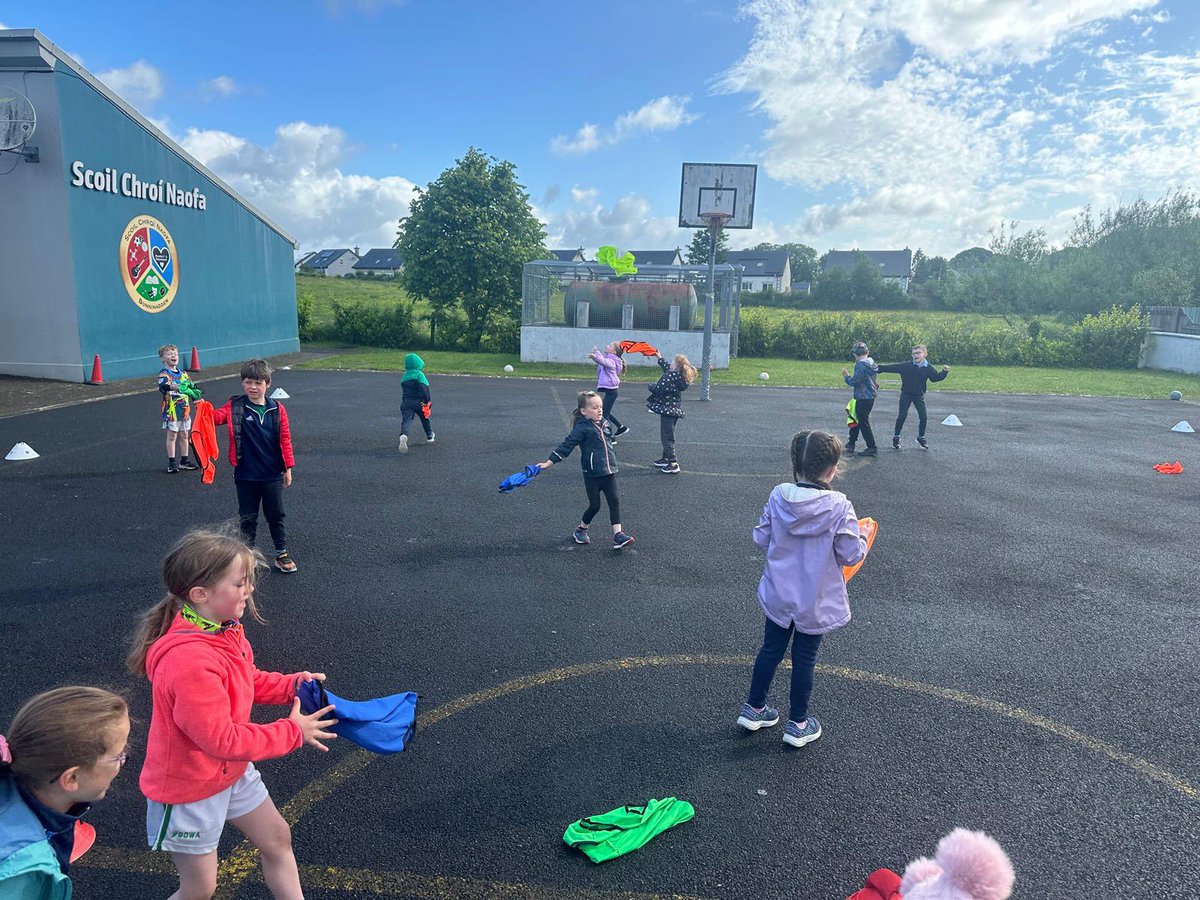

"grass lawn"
[300, 347, 1200, 399]
[296, 275, 424, 331]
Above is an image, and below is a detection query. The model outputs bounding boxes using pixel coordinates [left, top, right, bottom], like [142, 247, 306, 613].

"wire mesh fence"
[522, 262, 743, 333]
[1146, 306, 1200, 335]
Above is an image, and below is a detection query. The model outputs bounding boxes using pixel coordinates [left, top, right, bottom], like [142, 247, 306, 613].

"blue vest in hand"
[297, 681, 417, 755]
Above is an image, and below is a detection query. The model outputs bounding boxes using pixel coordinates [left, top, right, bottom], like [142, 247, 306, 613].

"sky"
[5, 0, 1200, 259]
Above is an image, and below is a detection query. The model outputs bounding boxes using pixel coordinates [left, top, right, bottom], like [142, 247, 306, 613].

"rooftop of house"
[822, 249, 914, 278]
[353, 248, 404, 269]
[726, 249, 790, 276]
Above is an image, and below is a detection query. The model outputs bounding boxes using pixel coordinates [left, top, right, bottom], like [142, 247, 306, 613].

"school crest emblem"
[120, 215, 179, 313]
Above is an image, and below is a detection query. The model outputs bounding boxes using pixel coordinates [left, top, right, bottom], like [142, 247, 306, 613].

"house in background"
[727, 250, 792, 293]
[295, 251, 318, 270]
[628, 249, 684, 266]
[303, 248, 359, 277]
[551, 248, 588, 262]
[353, 248, 405, 277]
[822, 249, 914, 292]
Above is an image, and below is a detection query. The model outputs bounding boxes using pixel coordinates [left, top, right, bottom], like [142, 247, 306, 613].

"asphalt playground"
[1, 369, 1197, 899]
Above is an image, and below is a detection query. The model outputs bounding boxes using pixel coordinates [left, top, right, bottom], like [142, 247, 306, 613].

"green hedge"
[330, 299, 417, 349]
[737, 305, 1146, 368]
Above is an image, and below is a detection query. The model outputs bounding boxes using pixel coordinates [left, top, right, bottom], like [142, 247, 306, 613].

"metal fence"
[1146, 306, 1200, 335]
[521, 262, 743, 333]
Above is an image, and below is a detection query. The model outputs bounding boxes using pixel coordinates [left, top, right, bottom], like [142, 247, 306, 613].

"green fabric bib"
[563, 797, 695, 863]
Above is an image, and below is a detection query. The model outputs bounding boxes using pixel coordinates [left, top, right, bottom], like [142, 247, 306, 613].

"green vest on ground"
[563, 797, 695, 863]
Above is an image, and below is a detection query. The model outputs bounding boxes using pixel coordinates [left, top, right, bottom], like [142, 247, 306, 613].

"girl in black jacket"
[538, 391, 634, 550]
[646, 352, 697, 474]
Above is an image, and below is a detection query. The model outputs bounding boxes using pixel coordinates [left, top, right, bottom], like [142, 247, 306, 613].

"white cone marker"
[942, 414, 963, 427]
[5, 442, 39, 460]
[1171, 420, 1194, 433]
[270, 388, 290, 400]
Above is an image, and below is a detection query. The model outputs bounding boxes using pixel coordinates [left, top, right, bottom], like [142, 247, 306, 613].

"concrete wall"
[1140, 332, 1200, 375]
[56, 72, 298, 381]
[521, 325, 729, 368]
[0, 69, 85, 381]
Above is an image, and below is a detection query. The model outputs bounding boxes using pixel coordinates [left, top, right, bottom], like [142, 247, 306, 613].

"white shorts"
[162, 418, 192, 433]
[146, 762, 270, 855]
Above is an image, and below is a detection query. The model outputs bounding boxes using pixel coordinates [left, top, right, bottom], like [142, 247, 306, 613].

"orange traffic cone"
[189, 346, 201, 371]
[87, 354, 104, 385]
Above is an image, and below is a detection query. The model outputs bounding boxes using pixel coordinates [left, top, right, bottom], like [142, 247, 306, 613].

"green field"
[294, 277, 1200, 398]
[296, 274, 422, 332]
[301, 347, 1200, 399]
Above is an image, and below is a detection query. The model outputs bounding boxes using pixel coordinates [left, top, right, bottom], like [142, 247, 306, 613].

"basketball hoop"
[699, 211, 732, 231]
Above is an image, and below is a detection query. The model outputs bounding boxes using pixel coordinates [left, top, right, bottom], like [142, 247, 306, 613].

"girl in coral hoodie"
[127, 529, 337, 900]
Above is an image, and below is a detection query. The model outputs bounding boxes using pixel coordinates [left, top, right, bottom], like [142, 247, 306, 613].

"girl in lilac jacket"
[589, 343, 629, 439]
[736, 431, 868, 750]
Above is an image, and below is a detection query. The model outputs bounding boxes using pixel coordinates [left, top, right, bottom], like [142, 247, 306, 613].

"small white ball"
[1170, 390, 1182, 401]
[504, 364, 514, 373]
[759, 372, 770, 381]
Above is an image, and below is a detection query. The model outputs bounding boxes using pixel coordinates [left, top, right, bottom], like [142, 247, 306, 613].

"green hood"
[401, 353, 428, 385]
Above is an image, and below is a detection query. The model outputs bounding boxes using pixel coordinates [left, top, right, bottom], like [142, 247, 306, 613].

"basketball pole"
[700, 217, 719, 401]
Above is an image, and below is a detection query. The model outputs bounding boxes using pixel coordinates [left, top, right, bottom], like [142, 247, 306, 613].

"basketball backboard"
[679, 163, 757, 229]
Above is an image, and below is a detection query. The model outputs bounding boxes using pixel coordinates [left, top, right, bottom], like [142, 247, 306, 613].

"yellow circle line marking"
[82, 654, 1194, 898]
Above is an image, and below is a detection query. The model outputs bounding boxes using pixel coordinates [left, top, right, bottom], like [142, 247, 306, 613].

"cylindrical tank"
[564, 281, 698, 330]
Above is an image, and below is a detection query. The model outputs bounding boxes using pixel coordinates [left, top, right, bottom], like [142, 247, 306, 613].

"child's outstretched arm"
[544, 421, 585, 466]
[167, 665, 306, 761]
[930, 364, 950, 381]
[876, 362, 903, 373]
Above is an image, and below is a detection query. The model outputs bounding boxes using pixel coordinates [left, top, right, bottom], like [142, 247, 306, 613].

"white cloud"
[200, 75, 241, 99]
[551, 95, 698, 155]
[540, 190, 683, 254]
[178, 121, 417, 252]
[0, 22, 9, 30]
[717, 0, 1196, 255]
[96, 59, 164, 108]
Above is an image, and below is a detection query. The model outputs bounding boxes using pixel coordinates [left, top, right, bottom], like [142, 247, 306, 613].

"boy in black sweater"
[876, 345, 950, 449]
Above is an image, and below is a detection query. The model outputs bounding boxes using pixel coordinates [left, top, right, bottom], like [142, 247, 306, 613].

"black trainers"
[573, 526, 590, 545]
[891, 436, 900, 450]
[178, 457, 198, 470]
[916, 437, 929, 450]
[612, 531, 635, 550]
[661, 460, 681, 474]
[844, 446, 856, 457]
[614, 425, 629, 437]
[653, 457, 671, 468]
[167, 462, 180, 474]
[858, 447, 878, 457]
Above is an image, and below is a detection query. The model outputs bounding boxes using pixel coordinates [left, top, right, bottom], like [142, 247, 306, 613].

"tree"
[397, 148, 546, 348]
[685, 228, 730, 264]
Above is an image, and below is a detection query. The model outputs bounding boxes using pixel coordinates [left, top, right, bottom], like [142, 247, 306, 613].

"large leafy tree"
[685, 228, 730, 264]
[397, 148, 546, 348]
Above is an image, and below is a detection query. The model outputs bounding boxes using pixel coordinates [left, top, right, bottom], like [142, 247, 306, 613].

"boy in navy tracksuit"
[841, 341, 880, 456]
[212, 358, 298, 573]
[876, 345, 950, 449]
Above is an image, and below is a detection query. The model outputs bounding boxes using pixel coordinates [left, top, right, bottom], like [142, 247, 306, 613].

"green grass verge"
[300, 347, 1200, 399]
[296, 276, 424, 331]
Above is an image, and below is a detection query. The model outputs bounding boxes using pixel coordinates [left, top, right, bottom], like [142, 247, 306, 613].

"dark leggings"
[235, 479, 287, 553]
[848, 397, 876, 449]
[747, 618, 824, 723]
[598, 388, 623, 430]
[894, 394, 928, 438]
[659, 415, 679, 458]
[582, 474, 620, 526]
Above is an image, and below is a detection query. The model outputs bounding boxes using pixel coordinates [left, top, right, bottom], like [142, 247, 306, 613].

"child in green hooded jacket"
[399, 353, 434, 453]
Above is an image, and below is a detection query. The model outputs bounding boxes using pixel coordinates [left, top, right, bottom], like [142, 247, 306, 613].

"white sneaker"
[398, 434, 409, 453]
[427, 433, 436, 443]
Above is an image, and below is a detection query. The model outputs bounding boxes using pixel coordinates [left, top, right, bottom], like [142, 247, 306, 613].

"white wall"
[1140, 332, 1200, 374]
[521, 326, 730, 368]
[0, 70, 85, 380]
[324, 253, 358, 277]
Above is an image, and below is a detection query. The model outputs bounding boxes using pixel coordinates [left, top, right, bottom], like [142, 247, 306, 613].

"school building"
[0, 29, 299, 382]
